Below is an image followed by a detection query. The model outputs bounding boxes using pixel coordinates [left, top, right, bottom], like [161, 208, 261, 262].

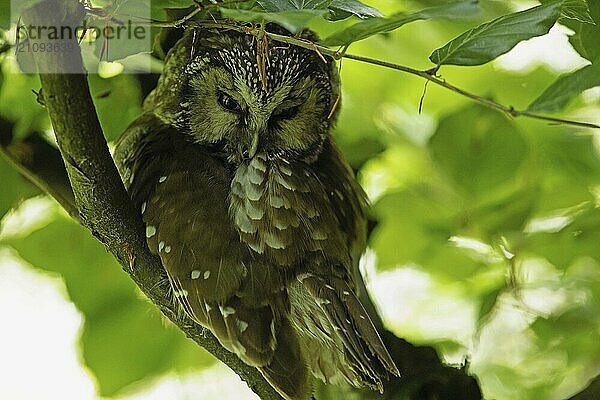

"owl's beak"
[248, 130, 260, 159]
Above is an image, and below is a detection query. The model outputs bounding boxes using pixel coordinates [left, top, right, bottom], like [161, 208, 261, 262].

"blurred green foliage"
[3, 217, 212, 396]
[1, 0, 599, 399]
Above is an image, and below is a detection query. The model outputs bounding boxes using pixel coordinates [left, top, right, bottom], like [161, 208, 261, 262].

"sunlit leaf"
[322, 0, 479, 46]
[541, 0, 595, 24]
[537, 131, 600, 191]
[359, 144, 432, 201]
[470, 186, 541, 234]
[527, 58, 600, 112]
[252, 0, 379, 22]
[425, 242, 486, 279]
[434, 339, 467, 356]
[477, 286, 504, 327]
[429, 0, 563, 66]
[531, 310, 600, 368]
[428, 105, 528, 199]
[564, 0, 600, 61]
[525, 205, 600, 268]
[0, 61, 49, 139]
[369, 186, 461, 270]
[328, 0, 382, 21]
[0, 156, 39, 219]
[449, 236, 502, 264]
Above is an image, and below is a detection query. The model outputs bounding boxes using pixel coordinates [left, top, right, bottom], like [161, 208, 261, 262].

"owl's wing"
[313, 140, 386, 323]
[313, 140, 368, 278]
[291, 272, 399, 392]
[285, 139, 399, 389]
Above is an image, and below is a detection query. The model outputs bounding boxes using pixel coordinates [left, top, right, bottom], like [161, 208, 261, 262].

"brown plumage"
[114, 25, 399, 399]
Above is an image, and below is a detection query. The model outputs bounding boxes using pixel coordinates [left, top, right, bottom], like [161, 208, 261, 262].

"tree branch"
[20, 1, 282, 399]
[569, 375, 600, 400]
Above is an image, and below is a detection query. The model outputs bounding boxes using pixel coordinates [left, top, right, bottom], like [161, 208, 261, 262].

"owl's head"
[170, 26, 340, 164]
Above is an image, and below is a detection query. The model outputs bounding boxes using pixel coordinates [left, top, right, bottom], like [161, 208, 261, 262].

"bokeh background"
[1, 0, 599, 399]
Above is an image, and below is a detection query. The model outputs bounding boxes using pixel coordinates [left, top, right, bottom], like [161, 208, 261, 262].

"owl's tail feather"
[300, 274, 400, 393]
[258, 319, 313, 400]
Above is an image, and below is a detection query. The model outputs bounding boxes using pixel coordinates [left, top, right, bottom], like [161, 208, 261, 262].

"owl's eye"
[273, 105, 300, 121]
[217, 91, 242, 113]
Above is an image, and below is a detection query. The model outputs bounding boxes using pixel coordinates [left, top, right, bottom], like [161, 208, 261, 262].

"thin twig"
[149, 6, 204, 28]
[135, 16, 599, 130]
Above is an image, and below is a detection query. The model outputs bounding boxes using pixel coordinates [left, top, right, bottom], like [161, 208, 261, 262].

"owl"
[114, 25, 399, 399]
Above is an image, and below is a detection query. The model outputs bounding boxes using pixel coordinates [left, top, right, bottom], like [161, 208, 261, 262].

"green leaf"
[5, 217, 210, 396]
[542, 0, 595, 24]
[567, 21, 600, 62]
[327, 0, 382, 21]
[369, 186, 462, 271]
[429, 0, 563, 66]
[425, 243, 487, 279]
[220, 7, 326, 33]
[0, 156, 39, 219]
[82, 1, 153, 63]
[563, 0, 600, 61]
[477, 286, 503, 327]
[428, 105, 528, 199]
[254, 0, 379, 22]
[0, 60, 49, 139]
[527, 59, 600, 113]
[533, 131, 600, 213]
[257, 0, 331, 11]
[322, 0, 479, 46]
[525, 205, 600, 268]
[0, 0, 10, 29]
[469, 185, 540, 234]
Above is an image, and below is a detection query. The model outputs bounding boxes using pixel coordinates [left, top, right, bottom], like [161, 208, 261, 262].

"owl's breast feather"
[229, 153, 349, 268]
